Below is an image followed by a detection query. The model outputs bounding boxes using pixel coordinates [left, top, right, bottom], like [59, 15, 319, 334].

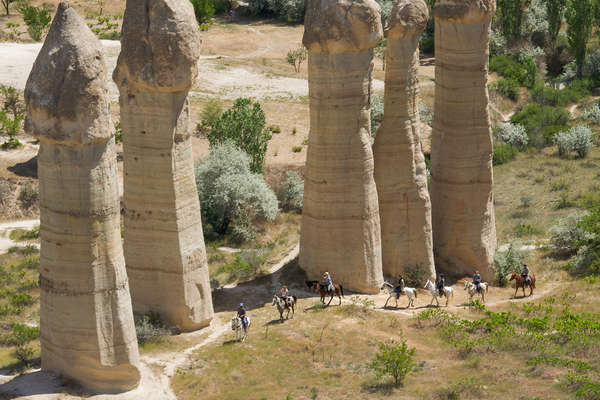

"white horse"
[464, 281, 488, 303]
[231, 315, 251, 342]
[424, 279, 454, 307]
[380, 282, 417, 308]
[272, 294, 297, 322]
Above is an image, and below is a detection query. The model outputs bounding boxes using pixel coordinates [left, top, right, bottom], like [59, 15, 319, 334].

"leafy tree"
[286, 46, 307, 73]
[0, 112, 23, 149]
[544, 0, 567, 48]
[565, 0, 594, 78]
[1, 0, 15, 15]
[208, 98, 271, 174]
[496, 0, 523, 41]
[367, 339, 416, 386]
[18, 1, 51, 41]
[0, 85, 24, 119]
[195, 143, 278, 240]
[189, 0, 215, 24]
[278, 170, 303, 212]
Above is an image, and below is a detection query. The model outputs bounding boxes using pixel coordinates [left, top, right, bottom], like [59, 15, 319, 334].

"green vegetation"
[277, 170, 303, 212]
[195, 143, 278, 242]
[286, 46, 306, 73]
[489, 55, 537, 88]
[565, 0, 594, 77]
[371, 93, 384, 135]
[18, 1, 51, 41]
[9, 226, 39, 242]
[531, 80, 592, 107]
[510, 103, 570, 148]
[367, 339, 416, 386]
[207, 98, 271, 174]
[494, 242, 529, 286]
[135, 311, 170, 348]
[491, 78, 520, 100]
[493, 144, 518, 165]
[189, 0, 214, 24]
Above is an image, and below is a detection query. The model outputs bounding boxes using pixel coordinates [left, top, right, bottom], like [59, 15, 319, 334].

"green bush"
[367, 339, 416, 386]
[496, 122, 529, 150]
[214, 251, 265, 281]
[208, 98, 270, 174]
[18, 184, 38, 209]
[135, 312, 169, 345]
[515, 223, 543, 238]
[10, 293, 34, 307]
[247, 0, 305, 22]
[510, 103, 571, 147]
[198, 100, 223, 132]
[550, 211, 589, 257]
[371, 93, 384, 136]
[189, 0, 214, 24]
[494, 242, 529, 286]
[10, 323, 39, 346]
[195, 143, 278, 239]
[420, 35, 434, 54]
[493, 78, 520, 100]
[531, 80, 591, 107]
[18, 1, 51, 41]
[493, 144, 518, 165]
[278, 170, 303, 212]
[292, 145, 302, 153]
[489, 55, 536, 88]
[554, 125, 595, 158]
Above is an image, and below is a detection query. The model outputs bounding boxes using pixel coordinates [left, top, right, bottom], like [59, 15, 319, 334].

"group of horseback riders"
[391, 264, 532, 297]
[237, 266, 534, 327]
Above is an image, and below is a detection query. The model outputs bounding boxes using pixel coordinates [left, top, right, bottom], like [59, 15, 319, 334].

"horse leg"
[514, 286, 518, 298]
[384, 296, 390, 308]
[338, 292, 342, 305]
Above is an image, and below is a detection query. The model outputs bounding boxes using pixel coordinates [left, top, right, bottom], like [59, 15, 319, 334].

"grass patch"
[8, 226, 39, 242]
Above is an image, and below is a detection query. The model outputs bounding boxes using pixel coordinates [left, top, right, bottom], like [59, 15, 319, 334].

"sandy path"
[0, 218, 39, 254]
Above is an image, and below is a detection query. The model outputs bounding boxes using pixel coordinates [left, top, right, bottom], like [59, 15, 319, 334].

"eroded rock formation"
[300, 0, 384, 293]
[113, 0, 213, 330]
[24, 2, 140, 392]
[373, 0, 435, 281]
[430, 0, 497, 280]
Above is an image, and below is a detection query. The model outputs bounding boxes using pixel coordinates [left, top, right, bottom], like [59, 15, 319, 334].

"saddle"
[523, 275, 532, 286]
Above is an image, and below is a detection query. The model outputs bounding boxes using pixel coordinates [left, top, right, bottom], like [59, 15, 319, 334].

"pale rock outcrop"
[373, 0, 435, 281]
[430, 0, 496, 280]
[24, 2, 140, 392]
[113, 0, 213, 330]
[300, 0, 384, 293]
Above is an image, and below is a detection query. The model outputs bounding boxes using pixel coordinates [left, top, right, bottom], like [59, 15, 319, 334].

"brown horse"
[509, 273, 536, 298]
[305, 280, 344, 306]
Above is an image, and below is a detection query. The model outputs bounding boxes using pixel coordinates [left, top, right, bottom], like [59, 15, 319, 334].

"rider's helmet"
[440, 273, 444, 277]
[475, 270, 480, 274]
[239, 303, 244, 307]
[282, 285, 287, 289]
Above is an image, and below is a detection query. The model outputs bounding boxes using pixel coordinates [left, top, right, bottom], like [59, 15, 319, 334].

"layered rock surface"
[113, 0, 213, 330]
[24, 2, 140, 392]
[430, 0, 497, 280]
[300, 0, 384, 293]
[373, 0, 435, 280]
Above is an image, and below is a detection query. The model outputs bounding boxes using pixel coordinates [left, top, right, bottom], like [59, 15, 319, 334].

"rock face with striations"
[300, 0, 384, 293]
[113, 0, 213, 331]
[430, 0, 496, 280]
[373, 0, 435, 281]
[24, 2, 140, 392]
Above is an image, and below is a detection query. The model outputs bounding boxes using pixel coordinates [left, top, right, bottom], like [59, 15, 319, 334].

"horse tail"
[340, 284, 344, 298]
[293, 295, 298, 303]
[414, 289, 417, 298]
[486, 284, 489, 293]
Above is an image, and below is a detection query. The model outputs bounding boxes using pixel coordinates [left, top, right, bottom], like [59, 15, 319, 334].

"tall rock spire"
[300, 0, 384, 293]
[373, 0, 436, 281]
[25, 2, 140, 392]
[113, 0, 213, 331]
[430, 0, 497, 280]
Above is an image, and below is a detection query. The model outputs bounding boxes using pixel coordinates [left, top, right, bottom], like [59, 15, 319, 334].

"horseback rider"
[521, 264, 530, 286]
[473, 271, 482, 293]
[279, 285, 290, 306]
[323, 272, 334, 293]
[436, 273, 446, 296]
[395, 275, 405, 299]
[237, 303, 248, 329]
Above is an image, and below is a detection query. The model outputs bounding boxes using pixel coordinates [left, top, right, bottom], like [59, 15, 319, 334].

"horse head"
[305, 280, 318, 290]
[380, 281, 391, 290]
[463, 281, 470, 290]
[424, 280, 432, 289]
[509, 273, 517, 281]
[272, 295, 278, 305]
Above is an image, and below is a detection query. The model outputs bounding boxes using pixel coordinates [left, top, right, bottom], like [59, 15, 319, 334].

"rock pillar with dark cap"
[430, 0, 497, 280]
[373, 0, 436, 281]
[24, 2, 140, 392]
[113, 0, 213, 331]
[299, 0, 384, 293]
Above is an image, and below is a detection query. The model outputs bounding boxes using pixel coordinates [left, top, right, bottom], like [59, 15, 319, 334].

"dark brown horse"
[305, 280, 344, 306]
[509, 273, 536, 298]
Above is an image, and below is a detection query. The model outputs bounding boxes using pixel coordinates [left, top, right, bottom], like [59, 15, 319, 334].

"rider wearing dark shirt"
[237, 303, 247, 328]
[521, 264, 530, 285]
[395, 275, 405, 299]
[473, 271, 482, 292]
[436, 273, 445, 296]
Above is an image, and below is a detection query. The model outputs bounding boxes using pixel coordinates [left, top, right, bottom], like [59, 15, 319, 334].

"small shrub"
[371, 93, 384, 135]
[18, 184, 38, 209]
[10, 293, 34, 307]
[496, 122, 529, 150]
[554, 125, 595, 158]
[404, 263, 430, 287]
[555, 192, 574, 209]
[511, 103, 570, 148]
[550, 211, 589, 257]
[292, 146, 302, 153]
[493, 144, 518, 165]
[189, 0, 214, 24]
[520, 195, 533, 208]
[14, 345, 35, 366]
[98, 30, 120, 40]
[286, 46, 307, 73]
[489, 55, 536, 88]
[114, 121, 122, 143]
[18, 2, 51, 41]
[135, 312, 169, 344]
[19, 255, 40, 270]
[515, 223, 543, 238]
[278, 170, 303, 212]
[11, 323, 39, 346]
[198, 100, 223, 132]
[582, 103, 600, 123]
[269, 125, 281, 134]
[367, 339, 416, 386]
[550, 180, 570, 191]
[494, 242, 529, 286]
[492, 78, 520, 100]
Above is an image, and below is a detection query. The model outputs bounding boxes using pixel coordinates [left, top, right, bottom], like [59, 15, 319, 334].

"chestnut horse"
[305, 280, 344, 306]
[510, 273, 536, 298]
